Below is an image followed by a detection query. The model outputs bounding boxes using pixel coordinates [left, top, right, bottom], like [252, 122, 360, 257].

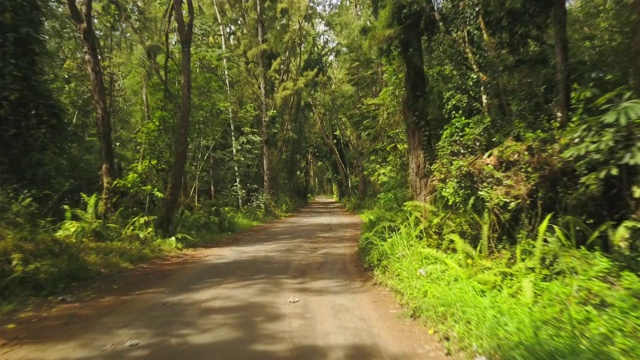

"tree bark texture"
[397, 3, 434, 203]
[256, 0, 271, 208]
[156, 0, 194, 235]
[213, 0, 243, 209]
[552, 0, 570, 125]
[67, 0, 115, 214]
[304, 150, 312, 198]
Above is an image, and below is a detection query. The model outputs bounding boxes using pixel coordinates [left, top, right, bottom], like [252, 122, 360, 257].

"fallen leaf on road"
[287, 297, 300, 303]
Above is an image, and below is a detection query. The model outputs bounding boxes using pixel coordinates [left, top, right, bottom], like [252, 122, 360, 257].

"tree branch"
[66, 0, 84, 25]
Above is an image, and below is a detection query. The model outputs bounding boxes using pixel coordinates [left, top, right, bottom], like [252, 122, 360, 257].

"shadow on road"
[0, 198, 436, 360]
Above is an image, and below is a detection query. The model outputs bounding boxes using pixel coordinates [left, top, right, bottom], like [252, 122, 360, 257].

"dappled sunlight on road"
[1, 198, 446, 360]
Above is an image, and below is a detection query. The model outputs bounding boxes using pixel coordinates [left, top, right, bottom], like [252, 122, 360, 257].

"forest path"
[0, 197, 446, 360]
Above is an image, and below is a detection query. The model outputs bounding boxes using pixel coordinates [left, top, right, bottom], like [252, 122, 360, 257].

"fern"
[534, 213, 554, 274]
[586, 221, 614, 248]
[551, 225, 570, 248]
[446, 234, 477, 261]
[357, 200, 640, 359]
[79, 193, 99, 222]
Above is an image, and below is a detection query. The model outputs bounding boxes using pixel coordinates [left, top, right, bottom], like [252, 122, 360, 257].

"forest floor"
[0, 197, 447, 360]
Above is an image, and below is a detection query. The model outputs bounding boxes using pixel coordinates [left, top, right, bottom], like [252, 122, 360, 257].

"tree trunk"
[397, 5, 433, 203]
[310, 101, 351, 198]
[463, 31, 489, 114]
[210, 155, 216, 200]
[67, 0, 115, 215]
[142, 76, 151, 124]
[304, 150, 312, 198]
[405, 118, 430, 202]
[156, 0, 194, 235]
[553, 0, 570, 125]
[433, 7, 489, 115]
[213, 0, 242, 209]
[356, 159, 367, 199]
[138, 75, 150, 165]
[256, 0, 271, 209]
[633, 0, 640, 97]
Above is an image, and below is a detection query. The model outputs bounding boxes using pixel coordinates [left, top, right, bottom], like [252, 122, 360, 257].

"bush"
[359, 203, 640, 359]
[174, 203, 262, 245]
[0, 191, 175, 298]
[0, 189, 301, 301]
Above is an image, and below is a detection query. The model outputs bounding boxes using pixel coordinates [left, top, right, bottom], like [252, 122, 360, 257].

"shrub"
[359, 203, 640, 359]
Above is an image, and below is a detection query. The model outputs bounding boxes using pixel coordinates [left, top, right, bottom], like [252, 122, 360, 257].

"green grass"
[359, 205, 640, 359]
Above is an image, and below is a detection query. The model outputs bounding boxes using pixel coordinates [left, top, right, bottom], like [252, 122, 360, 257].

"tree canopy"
[2, 0, 640, 357]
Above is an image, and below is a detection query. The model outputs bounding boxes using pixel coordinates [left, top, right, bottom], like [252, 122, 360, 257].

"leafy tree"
[66, 0, 117, 214]
[0, 0, 65, 190]
[156, 0, 195, 235]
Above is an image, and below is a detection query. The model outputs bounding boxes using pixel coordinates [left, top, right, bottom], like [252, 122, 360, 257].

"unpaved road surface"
[1, 198, 446, 359]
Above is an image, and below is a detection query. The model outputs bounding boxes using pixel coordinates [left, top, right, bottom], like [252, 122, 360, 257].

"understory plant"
[0, 190, 295, 299]
[359, 201, 640, 359]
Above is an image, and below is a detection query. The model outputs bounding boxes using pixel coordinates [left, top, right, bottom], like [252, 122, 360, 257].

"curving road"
[1, 197, 446, 360]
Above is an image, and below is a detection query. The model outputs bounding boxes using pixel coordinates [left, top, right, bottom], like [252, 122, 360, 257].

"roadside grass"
[0, 193, 305, 311]
[356, 200, 640, 359]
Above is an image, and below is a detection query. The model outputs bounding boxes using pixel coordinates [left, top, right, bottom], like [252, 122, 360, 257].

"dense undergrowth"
[345, 195, 640, 359]
[4, 1, 640, 356]
[335, 88, 640, 359]
[0, 190, 303, 303]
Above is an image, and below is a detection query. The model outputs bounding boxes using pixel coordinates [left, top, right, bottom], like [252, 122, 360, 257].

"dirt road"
[1, 198, 446, 359]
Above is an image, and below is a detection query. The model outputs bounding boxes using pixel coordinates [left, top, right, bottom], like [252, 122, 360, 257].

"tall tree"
[156, 0, 195, 235]
[213, 0, 243, 209]
[256, 0, 271, 208]
[67, 0, 116, 213]
[0, 0, 65, 190]
[310, 99, 351, 197]
[393, 0, 434, 202]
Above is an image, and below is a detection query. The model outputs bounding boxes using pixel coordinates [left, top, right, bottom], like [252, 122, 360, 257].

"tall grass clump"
[359, 202, 640, 359]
